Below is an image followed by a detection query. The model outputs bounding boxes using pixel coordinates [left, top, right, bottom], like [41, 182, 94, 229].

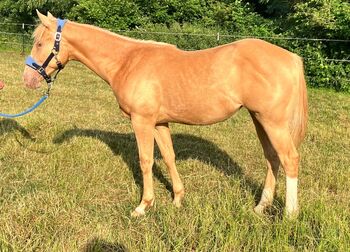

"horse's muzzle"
[23, 66, 42, 89]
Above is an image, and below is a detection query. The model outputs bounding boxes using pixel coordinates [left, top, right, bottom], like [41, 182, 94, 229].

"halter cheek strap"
[25, 18, 67, 90]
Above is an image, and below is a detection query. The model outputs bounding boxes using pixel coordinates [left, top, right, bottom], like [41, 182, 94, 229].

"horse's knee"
[139, 156, 154, 173]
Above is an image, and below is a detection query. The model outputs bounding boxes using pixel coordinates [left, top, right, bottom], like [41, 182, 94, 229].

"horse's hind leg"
[253, 115, 300, 217]
[154, 123, 184, 207]
[250, 113, 280, 215]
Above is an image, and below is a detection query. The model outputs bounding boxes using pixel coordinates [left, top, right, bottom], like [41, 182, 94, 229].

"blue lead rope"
[0, 94, 49, 118]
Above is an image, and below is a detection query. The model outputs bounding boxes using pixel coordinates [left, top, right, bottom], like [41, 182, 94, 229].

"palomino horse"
[23, 11, 308, 217]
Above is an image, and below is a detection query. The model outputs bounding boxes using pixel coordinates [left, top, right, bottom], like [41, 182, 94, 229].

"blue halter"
[0, 18, 67, 119]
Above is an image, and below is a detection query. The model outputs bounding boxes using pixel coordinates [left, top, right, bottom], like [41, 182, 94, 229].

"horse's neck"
[65, 22, 135, 83]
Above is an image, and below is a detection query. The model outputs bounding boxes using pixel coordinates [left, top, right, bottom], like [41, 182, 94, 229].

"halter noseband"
[25, 18, 67, 94]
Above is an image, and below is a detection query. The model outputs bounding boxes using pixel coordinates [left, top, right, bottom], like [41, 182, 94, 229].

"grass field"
[0, 51, 349, 251]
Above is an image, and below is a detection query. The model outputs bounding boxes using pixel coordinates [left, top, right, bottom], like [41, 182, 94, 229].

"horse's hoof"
[285, 208, 299, 219]
[253, 204, 265, 216]
[173, 199, 182, 208]
[131, 206, 146, 217]
[173, 189, 184, 208]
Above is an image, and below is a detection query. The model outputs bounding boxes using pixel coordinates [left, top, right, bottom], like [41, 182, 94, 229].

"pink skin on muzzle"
[23, 66, 43, 89]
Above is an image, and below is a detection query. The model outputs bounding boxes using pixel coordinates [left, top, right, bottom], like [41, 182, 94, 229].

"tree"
[0, 0, 77, 25]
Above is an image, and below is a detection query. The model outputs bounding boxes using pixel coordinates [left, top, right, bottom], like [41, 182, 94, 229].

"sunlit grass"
[0, 52, 349, 251]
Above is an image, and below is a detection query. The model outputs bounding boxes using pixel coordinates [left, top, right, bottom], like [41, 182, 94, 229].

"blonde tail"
[290, 56, 308, 148]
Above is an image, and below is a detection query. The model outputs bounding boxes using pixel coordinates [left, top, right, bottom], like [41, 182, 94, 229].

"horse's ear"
[47, 11, 56, 19]
[36, 9, 51, 27]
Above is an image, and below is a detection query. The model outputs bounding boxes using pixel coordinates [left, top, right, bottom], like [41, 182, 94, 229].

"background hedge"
[0, 0, 349, 92]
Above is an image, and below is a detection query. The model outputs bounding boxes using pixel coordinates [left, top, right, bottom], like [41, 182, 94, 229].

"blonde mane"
[77, 22, 176, 48]
[32, 21, 176, 48]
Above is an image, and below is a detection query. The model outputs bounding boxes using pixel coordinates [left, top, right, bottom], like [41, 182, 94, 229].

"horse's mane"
[32, 21, 176, 48]
[78, 22, 176, 48]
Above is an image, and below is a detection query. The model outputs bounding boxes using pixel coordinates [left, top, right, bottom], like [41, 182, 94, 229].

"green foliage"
[290, 0, 350, 39]
[248, 0, 291, 16]
[300, 44, 350, 92]
[0, 0, 77, 24]
[286, 0, 350, 92]
[0, 0, 349, 92]
[245, 0, 304, 17]
[68, 0, 146, 30]
[120, 23, 218, 50]
[67, 0, 275, 33]
[206, 1, 275, 35]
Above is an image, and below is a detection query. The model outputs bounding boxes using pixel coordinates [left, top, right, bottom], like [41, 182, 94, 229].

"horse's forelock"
[32, 24, 46, 43]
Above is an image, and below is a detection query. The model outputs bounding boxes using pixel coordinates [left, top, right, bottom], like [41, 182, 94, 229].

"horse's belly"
[161, 95, 241, 125]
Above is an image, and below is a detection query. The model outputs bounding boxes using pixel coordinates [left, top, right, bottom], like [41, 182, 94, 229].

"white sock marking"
[286, 176, 298, 215]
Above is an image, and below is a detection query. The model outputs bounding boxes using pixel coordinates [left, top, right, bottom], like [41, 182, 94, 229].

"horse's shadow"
[53, 127, 264, 204]
[83, 238, 128, 252]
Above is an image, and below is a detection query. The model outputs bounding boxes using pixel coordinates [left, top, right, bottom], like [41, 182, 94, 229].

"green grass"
[0, 52, 349, 251]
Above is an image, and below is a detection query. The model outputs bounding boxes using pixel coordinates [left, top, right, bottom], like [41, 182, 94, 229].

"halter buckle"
[37, 66, 46, 75]
[55, 32, 62, 42]
[52, 48, 58, 55]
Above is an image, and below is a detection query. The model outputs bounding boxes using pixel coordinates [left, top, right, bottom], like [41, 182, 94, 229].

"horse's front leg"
[130, 114, 156, 217]
[154, 123, 184, 207]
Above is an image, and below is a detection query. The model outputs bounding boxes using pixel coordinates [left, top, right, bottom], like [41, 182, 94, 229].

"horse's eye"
[37, 42, 42, 48]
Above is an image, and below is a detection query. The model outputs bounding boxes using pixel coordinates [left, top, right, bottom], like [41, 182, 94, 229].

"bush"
[68, 0, 147, 30]
[286, 0, 350, 92]
[0, 0, 77, 25]
[0, 0, 348, 92]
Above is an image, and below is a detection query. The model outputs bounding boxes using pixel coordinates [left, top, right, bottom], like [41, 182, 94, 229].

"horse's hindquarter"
[231, 39, 300, 118]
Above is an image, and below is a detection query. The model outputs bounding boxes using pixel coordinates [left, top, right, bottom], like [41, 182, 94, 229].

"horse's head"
[23, 10, 69, 89]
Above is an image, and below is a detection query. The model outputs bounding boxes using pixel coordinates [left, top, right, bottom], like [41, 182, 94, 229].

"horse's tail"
[290, 56, 308, 148]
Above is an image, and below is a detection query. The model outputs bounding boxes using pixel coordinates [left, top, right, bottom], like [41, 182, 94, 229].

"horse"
[23, 11, 308, 217]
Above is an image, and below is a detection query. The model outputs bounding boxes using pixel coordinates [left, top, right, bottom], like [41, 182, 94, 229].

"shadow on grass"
[83, 238, 128, 252]
[0, 121, 285, 218]
[53, 127, 266, 204]
[0, 118, 33, 139]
